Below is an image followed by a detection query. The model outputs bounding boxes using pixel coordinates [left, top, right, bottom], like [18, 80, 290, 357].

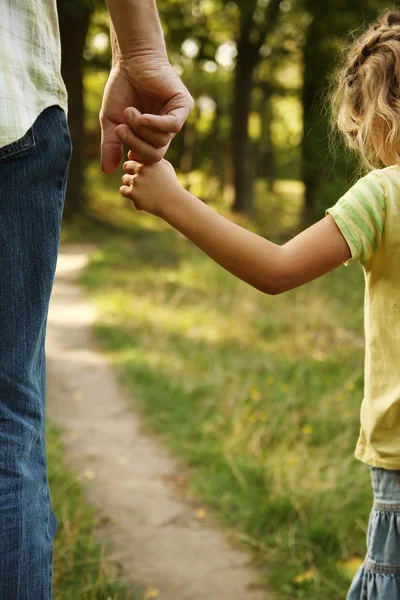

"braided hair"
[331, 10, 400, 169]
[346, 12, 400, 82]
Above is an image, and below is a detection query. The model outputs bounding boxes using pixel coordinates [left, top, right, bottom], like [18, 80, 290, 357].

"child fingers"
[121, 173, 134, 186]
[123, 160, 142, 174]
[120, 173, 139, 198]
[119, 185, 131, 197]
[119, 185, 142, 212]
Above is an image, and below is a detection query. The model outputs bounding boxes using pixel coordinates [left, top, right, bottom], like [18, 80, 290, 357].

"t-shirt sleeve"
[325, 170, 386, 266]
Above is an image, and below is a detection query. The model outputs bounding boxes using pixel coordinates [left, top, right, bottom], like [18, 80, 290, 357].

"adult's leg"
[0, 105, 72, 599]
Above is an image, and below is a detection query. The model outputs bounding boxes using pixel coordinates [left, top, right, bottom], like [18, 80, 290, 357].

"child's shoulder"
[366, 165, 400, 205]
[371, 164, 400, 180]
[343, 165, 400, 204]
[356, 164, 400, 187]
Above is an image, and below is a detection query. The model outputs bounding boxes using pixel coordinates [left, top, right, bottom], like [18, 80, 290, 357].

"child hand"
[120, 158, 182, 217]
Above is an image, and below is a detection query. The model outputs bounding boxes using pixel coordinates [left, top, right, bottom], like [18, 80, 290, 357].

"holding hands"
[100, 2, 193, 174]
[120, 158, 182, 218]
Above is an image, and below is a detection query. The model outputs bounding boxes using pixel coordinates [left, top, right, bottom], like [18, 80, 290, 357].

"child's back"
[326, 165, 400, 469]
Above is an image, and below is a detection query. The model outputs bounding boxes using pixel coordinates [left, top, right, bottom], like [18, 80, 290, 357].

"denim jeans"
[0, 105, 72, 599]
[347, 466, 400, 600]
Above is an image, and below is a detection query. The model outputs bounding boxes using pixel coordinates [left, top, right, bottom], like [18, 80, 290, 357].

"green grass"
[61, 161, 371, 599]
[47, 420, 138, 599]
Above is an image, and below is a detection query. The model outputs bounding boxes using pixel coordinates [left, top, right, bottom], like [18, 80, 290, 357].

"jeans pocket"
[0, 125, 36, 162]
[396, 471, 400, 487]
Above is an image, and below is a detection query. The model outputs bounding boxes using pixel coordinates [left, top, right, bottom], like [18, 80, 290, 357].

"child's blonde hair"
[332, 10, 400, 170]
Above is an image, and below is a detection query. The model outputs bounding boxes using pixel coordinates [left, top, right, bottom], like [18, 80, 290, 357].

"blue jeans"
[0, 105, 72, 599]
[347, 466, 400, 599]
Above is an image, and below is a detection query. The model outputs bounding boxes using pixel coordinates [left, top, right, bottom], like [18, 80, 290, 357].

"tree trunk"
[231, 0, 281, 213]
[209, 101, 225, 194]
[231, 26, 258, 213]
[58, 3, 93, 220]
[258, 84, 275, 191]
[300, 14, 326, 228]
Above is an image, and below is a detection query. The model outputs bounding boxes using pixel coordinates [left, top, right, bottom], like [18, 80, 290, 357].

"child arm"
[161, 189, 351, 294]
[121, 159, 353, 295]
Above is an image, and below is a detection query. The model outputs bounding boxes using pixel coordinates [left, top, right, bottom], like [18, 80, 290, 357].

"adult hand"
[99, 54, 194, 174]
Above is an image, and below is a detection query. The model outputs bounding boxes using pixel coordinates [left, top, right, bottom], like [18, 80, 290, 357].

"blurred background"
[60, 0, 390, 228]
[52, 1, 394, 599]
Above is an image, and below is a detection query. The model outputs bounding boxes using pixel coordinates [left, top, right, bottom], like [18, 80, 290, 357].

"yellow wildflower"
[293, 569, 315, 584]
[337, 557, 363, 578]
[144, 589, 160, 599]
[250, 387, 261, 402]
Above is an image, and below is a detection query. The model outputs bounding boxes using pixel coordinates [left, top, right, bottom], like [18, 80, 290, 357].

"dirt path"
[46, 244, 271, 600]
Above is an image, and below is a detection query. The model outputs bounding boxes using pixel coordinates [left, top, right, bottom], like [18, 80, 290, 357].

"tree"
[231, 0, 282, 214]
[58, 0, 101, 220]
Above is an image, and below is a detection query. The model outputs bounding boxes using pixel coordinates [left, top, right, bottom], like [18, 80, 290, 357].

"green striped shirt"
[326, 170, 386, 266]
[326, 165, 400, 470]
[0, 0, 68, 149]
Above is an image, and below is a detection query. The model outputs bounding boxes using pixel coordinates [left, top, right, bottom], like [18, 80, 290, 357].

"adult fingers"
[124, 107, 174, 148]
[115, 125, 168, 163]
[99, 112, 123, 174]
[139, 92, 194, 133]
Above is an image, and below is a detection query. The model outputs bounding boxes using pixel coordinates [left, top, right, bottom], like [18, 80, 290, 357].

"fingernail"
[126, 108, 134, 120]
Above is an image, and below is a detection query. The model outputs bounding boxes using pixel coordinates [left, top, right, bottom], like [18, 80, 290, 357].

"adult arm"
[100, 0, 193, 173]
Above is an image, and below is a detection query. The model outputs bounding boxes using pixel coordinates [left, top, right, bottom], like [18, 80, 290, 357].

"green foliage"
[80, 0, 396, 218]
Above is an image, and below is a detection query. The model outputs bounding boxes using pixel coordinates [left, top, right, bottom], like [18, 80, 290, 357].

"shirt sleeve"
[325, 170, 386, 266]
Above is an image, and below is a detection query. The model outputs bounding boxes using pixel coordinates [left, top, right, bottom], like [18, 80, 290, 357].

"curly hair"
[331, 10, 400, 170]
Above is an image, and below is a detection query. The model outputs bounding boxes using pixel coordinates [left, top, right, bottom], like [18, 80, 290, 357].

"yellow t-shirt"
[326, 165, 400, 469]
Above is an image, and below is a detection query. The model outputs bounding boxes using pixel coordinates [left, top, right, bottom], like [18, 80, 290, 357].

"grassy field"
[60, 161, 372, 599]
[47, 420, 138, 599]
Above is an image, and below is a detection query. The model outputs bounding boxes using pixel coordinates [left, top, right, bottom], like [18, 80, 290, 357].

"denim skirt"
[347, 466, 400, 600]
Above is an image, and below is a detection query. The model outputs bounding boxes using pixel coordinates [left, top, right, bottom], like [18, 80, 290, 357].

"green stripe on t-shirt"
[325, 171, 386, 266]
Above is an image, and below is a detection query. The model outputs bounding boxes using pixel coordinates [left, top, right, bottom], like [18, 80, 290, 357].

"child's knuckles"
[123, 161, 134, 173]
[121, 174, 131, 186]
